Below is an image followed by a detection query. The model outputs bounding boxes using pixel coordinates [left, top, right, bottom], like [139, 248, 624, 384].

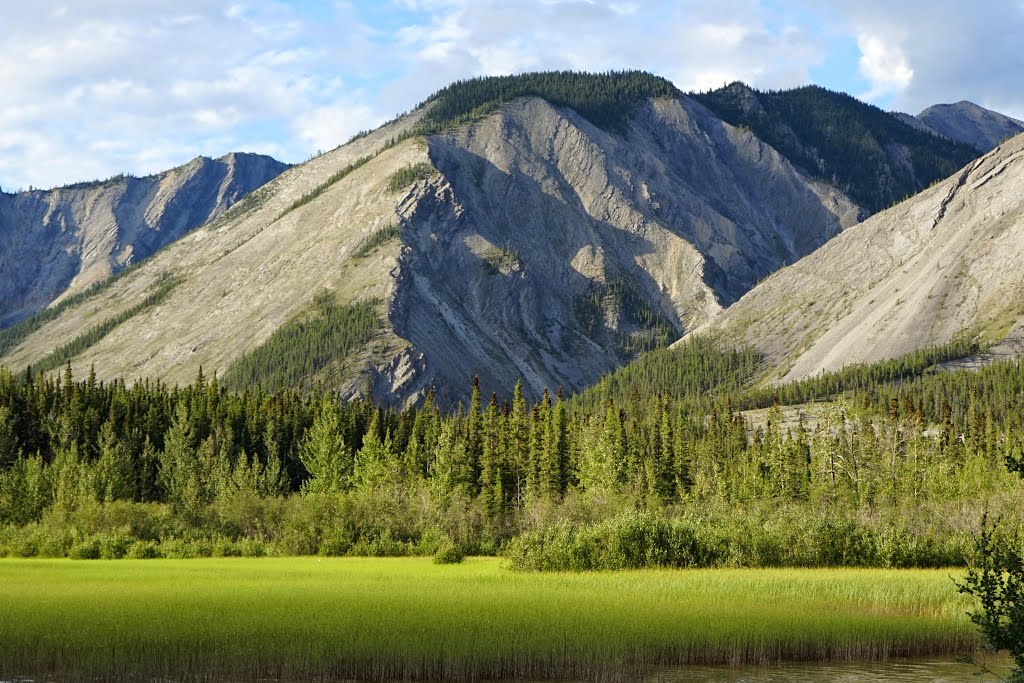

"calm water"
[2, 658, 1015, 682]
[645, 656, 1013, 682]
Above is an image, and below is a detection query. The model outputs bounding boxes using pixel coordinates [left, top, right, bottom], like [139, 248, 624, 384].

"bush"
[504, 510, 971, 571]
[237, 537, 271, 558]
[99, 529, 135, 559]
[433, 540, 465, 564]
[68, 538, 102, 560]
[126, 540, 161, 559]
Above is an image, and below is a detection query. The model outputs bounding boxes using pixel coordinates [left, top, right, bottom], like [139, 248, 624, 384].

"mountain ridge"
[0, 152, 289, 327]
[0, 71, 1001, 406]
[917, 100, 1024, 152]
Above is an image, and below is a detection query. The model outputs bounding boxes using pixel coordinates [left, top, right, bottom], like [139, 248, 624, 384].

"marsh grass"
[0, 558, 978, 682]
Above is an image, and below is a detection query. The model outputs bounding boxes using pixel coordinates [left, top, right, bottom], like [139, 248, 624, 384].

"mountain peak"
[917, 100, 1024, 152]
[0, 152, 288, 327]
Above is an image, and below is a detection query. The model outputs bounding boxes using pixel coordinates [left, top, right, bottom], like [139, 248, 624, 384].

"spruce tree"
[299, 398, 352, 494]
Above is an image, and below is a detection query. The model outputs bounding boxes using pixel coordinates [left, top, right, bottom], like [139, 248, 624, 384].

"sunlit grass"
[0, 557, 978, 681]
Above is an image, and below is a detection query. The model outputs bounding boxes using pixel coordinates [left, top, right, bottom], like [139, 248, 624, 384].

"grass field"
[0, 558, 979, 681]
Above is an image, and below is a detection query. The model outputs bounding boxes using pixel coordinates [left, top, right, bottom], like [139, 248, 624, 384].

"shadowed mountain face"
[0, 152, 288, 327]
[694, 132, 1024, 382]
[0, 84, 860, 406]
[392, 95, 859, 403]
[692, 83, 979, 214]
[917, 101, 1024, 153]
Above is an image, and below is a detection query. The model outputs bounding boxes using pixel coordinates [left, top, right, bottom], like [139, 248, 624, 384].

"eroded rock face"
[388, 96, 859, 402]
[917, 101, 1024, 153]
[695, 133, 1024, 381]
[2, 97, 861, 405]
[0, 152, 288, 326]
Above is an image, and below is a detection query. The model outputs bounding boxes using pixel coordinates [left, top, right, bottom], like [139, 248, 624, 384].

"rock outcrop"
[0, 152, 288, 326]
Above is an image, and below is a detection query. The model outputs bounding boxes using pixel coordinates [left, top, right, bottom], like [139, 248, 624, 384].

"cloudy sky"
[2, 0, 1022, 191]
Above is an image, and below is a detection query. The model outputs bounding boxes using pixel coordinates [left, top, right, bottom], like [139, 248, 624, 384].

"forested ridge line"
[692, 83, 979, 213]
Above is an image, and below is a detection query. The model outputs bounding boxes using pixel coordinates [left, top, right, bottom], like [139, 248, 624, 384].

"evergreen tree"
[94, 421, 135, 502]
[299, 398, 352, 494]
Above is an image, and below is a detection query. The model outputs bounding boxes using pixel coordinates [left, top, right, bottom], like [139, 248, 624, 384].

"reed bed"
[0, 557, 978, 681]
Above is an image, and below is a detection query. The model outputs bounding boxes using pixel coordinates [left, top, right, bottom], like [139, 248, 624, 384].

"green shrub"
[237, 537, 271, 558]
[505, 510, 970, 571]
[433, 540, 465, 564]
[126, 540, 161, 559]
[99, 529, 135, 559]
[69, 538, 102, 560]
[386, 163, 434, 192]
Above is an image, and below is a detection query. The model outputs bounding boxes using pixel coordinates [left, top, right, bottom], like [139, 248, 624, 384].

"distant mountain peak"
[917, 100, 1024, 152]
[0, 152, 288, 327]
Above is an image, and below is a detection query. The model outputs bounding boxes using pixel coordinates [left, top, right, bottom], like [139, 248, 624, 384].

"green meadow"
[0, 557, 978, 682]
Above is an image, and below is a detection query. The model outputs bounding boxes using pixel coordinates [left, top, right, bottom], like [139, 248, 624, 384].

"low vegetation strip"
[352, 223, 401, 259]
[0, 558, 977, 682]
[421, 70, 679, 133]
[32, 273, 183, 374]
[505, 511, 972, 571]
[0, 262, 148, 358]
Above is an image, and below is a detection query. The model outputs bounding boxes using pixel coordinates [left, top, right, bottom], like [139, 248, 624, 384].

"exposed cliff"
[0, 152, 288, 326]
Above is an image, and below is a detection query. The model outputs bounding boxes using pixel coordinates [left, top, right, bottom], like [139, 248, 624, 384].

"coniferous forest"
[693, 83, 979, 213]
[1, 338, 1021, 568]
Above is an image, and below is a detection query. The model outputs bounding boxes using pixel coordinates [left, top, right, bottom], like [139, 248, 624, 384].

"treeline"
[1, 339, 1022, 564]
[0, 261, 147, 357]
[693, 83, 979, 213]
[32, 274, 183, 374]
[420, 70, 679, 134]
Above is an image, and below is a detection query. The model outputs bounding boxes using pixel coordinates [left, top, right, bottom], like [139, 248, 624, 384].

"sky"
[1, 0, 1022, 191]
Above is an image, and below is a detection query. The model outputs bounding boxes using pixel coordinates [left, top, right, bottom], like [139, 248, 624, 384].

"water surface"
[647, 656, 1012, 682]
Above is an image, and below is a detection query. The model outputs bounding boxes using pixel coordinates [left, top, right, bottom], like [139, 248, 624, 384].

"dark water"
[2, 658, 1015, 682]
[646, 656, 1013, 682]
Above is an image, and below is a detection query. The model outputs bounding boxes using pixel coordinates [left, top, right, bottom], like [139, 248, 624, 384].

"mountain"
[692, 83, 979, 213]
[2, 72, 996, 406]
[0, 72, 867, 405]
[0, 152, 289, 327]
[916, 101, 1024, 153]
[691, 131, 1024, 382]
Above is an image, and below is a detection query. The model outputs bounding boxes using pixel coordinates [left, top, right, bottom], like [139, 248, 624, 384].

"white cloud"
[296, 102, 383, 153]
[2, 0, 1023, 192]
[856, 33, 913, 101]
[799, 0, 1024, 117]
[0, 1, 387, 190]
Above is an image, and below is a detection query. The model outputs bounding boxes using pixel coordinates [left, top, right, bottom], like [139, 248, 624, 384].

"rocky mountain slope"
[0, 153, 289, 327]
[917, 101, 1024, 153]
[1, 73, 865, 405]
[691, 132, 1024, 382]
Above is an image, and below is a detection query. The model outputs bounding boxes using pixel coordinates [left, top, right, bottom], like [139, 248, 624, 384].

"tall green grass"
[0, 558, 977, 681]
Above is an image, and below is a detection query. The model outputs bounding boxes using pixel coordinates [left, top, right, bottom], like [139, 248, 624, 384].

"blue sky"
[1, 0, 1021, 191]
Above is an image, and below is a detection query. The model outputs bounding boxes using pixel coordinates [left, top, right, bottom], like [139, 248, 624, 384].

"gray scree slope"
[691, 133, 1024, 382]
